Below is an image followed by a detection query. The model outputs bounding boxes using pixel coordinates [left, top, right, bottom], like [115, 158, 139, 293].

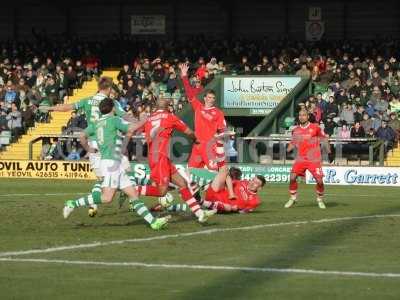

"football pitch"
[0, 179, 399, 300]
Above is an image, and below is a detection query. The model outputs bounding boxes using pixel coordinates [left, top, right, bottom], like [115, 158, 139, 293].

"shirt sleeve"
[171, 115, 189, 133]
[115, 117, 130, 133]
[84, 123, 95, 136]
[73, 99, 87, 111]
[181, 76, 202, 111]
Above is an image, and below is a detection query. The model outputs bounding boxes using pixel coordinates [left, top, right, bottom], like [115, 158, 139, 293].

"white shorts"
[100, 159, 133, 190]
[121, 155, 131, 172]
[89, 153, 102, 177]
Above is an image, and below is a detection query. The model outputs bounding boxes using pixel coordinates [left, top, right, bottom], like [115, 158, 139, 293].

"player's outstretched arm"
[49, 103, 75, 112]
[183, 127, 198, 143]
[179, 63, 202, 106]
[127, 118, 147, 139]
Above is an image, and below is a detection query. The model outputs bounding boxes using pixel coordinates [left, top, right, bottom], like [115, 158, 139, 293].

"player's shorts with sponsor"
[188, 141, 226, 171]
[291, 160, 323, 179]
[149, 154, 178, 186]
[100, 159, 133, 189]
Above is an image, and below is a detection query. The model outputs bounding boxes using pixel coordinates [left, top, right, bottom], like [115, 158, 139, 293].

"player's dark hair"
[205, 89, 216, 97]
[256, 175, 266, 187]
[99, 97, 114, 115]
[229, 167, 242, 180]
[98, 76, 113, 91]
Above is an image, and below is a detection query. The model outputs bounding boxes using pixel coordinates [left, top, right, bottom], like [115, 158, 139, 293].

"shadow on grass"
[179, 206, 400, 300]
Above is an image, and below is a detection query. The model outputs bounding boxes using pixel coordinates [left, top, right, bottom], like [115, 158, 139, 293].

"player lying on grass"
[153, 166, 266, 214]
[134, 97, 217, 223]
[285, 109, 330, 209]
[63, 97, 169, 230]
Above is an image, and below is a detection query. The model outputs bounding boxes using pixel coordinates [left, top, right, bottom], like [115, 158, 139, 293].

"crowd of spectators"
[2, 35, 400, 159]
[0, 35, 101, 149]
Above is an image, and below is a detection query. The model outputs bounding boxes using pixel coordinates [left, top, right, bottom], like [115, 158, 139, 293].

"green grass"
[0, 178, 400, 299]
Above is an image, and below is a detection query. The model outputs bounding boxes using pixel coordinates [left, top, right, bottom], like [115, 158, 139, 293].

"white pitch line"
[0, 192, 86, 197]
[1, 257, 399, 278]
[0, 214, 399, 258]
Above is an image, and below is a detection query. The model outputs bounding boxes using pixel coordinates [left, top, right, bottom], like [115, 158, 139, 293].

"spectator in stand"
[354, 105, 365, 123]
[4, 82, 18, 109]
[350, 121, 366, 138]
[338, 122, 351, 139]
[361, 113, 374, 133]
[374, 97, 389, 113]
[206, 57, 219, 74]
[6, 102, 22, 140]
[325, 96, 339, 118]
[117, 64, 132, 82]
[376, 120, 396, 151]
[316, 93, 328, 117]
[388, 112, 400, 142]
[324, 117, 337, 136]
[340, 103, 355, 125]
[65, 111, 82, 132]
[21, 100, 35, 129]
[296, 64, 311, 78]
[0, 110, 8, 132]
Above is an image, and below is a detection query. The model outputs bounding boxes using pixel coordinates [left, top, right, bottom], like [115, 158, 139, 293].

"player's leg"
[171, 171, 217, 223]
[63, 181, 103, 218]
[285, 161, 306, 208]
[188, 143, 205, 169]
[309, 165, 326, 209]
[209, 164, 229, 193]
[121, 182, 169, 230]
[285, 173, 300, 208]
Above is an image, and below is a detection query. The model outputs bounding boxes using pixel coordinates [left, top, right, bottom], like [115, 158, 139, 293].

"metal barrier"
[239, 136, 384, 166]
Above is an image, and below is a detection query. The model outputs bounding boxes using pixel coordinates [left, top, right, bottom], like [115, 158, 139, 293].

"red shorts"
[149, 155, 178, 186]
[205, 186, 230, 204]
[291, 161, 323, 179]
[188, 142, 225, 171]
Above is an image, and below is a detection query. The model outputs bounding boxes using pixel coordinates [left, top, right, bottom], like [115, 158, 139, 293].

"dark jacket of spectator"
[350, 125, 366, 138]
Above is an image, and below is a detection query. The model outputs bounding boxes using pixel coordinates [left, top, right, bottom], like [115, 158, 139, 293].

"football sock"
[316, 181, 324, 199]
[129, 198, 156, 225]
[289, 180, 298, 199]
[179, 187, 202, 217]
[167, 203, 189, 212]
[69, 182, 102, 208]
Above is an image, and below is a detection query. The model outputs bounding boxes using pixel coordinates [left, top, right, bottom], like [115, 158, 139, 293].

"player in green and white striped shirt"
[51, 77, 134, 215]
[63, 97, 169, 230]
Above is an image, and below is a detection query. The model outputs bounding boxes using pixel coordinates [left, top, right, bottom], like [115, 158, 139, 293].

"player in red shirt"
[153, 166, 265, 214]
[138, 98, 217, 223]
[179, 63, 227, 171]
[202, 166, 265, 213]
[285, 109, 330, 209]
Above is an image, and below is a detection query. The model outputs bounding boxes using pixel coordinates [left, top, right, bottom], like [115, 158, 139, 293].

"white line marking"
[0, 192, 86, 197]
[1, 258, 399, 278]
[0, 214, 399, 258]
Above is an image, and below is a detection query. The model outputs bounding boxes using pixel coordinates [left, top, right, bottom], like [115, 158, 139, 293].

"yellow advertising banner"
[0, 160, 96, 180]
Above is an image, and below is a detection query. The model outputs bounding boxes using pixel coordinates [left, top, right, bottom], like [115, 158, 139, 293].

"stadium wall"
[1, 0, 399, 40]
